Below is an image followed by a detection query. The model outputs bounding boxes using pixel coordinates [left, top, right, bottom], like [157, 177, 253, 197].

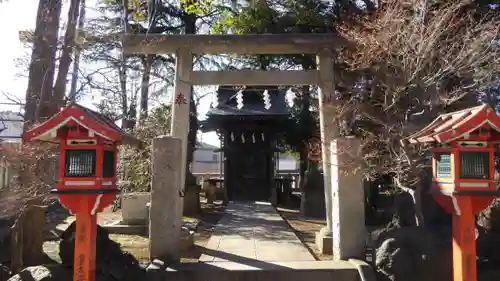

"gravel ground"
[42, 197, 226, 265]
[277, 207, 331, 260]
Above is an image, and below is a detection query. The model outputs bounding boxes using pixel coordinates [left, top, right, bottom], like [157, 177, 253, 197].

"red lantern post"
[22, 103, 140, 281]
[405, 104, 500, 281]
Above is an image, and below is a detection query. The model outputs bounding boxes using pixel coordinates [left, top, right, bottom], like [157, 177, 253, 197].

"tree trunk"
[298, 146, 308, 190]
[394, 177, 425, 227]
[299, 161, 326, 218]
[25, 0, 62, 127]
[183, 9, 197, 171]
[139, 55, 153, 121]
[297, 58, 313, 187]
[68, 0, 87, 102]
[126, 98, 137, 131]
[118, 56, 133, 130]
[52, 0, 82, 112]
[298, 85, 311, 189]
[298, 84, 316, 216]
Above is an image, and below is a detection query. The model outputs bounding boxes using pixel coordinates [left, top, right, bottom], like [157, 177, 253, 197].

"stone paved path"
[199, 201, 315, 266]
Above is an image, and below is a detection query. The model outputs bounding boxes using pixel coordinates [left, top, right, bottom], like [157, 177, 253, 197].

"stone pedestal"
[149, 136, 182, 263]
[315, 227, 333, 255]
[121, 192, 150, 225]
[330, 137, 365, 260]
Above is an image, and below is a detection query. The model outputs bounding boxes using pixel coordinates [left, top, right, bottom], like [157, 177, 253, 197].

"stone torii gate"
[122, 34, 365, 261]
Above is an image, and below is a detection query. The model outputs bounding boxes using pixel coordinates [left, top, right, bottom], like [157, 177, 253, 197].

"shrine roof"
[23, 102, 141, 147]
[404, 104, 500, 144]
[207, 103, 290, 116]
[206, 86, 290, 117]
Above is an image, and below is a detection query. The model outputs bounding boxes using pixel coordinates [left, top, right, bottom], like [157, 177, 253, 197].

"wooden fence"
[193, 171, 301, 191]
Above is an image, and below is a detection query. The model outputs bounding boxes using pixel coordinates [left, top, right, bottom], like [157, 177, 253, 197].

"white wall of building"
[0, 111, 23, 143]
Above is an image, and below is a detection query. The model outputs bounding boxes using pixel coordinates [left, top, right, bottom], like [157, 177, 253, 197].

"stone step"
[147, 261, 362, 281]
[168, 260, 355, 271]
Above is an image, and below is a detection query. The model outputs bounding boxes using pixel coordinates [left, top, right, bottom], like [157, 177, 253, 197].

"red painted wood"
[431, 193, 495, 215]
[20, 103, 135, 281]
[73, 199, 97, 281]
[406, 105, 500, 281]
[23, 103, 129, 143]
[452, 197, 477, 281]
[406, 105, 500, 144]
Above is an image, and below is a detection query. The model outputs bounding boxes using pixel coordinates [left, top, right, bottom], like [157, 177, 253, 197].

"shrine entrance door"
[225, 132, 273, 201]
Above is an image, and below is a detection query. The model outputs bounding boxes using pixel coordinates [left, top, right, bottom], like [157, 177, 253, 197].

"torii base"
[315, 228, 333, 255]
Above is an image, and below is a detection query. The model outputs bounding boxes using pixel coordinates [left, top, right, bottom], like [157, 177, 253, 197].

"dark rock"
[58, 222, 114, 267]
[58, 222, 146, 281]
[146, 259, 165, 272]
[44, 201, 70, 225]
[477, 199, 500, 265]
[7, 265, 71, 281]
[1, 263, 12, 281]
[479, 269, 500, 281]
[6, 264, 127, 281]
[0, 217, 17, 265]
[182, 221, 199, 232]
[374, 227, 452, 281]
[477, 199, 500, 232]
[0, 232, 12, 265]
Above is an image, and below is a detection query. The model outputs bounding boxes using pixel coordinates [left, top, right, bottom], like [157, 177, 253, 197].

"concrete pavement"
[199, 201, 315, 267]
[157, 201, 372, 281]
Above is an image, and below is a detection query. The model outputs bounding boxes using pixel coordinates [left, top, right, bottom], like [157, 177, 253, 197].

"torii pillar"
[315, 49, 365, 259]
[315, 49, 336, 254]
[171, 49, 193, 212]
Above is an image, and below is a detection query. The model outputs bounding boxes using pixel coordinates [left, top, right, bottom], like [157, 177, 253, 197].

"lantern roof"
[405, 104, 500, 144]
[23, 102, 141, 146]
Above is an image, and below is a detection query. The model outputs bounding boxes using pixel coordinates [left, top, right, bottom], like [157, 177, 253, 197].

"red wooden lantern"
[405, 104, 500, 281]
[23, 103, 140, 281]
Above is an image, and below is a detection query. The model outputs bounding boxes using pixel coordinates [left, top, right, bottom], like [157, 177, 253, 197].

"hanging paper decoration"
[241, 133, 245, 143]
[230, 132, 235, 142]
[252, 133, 256, 143]
[263, 90, 271, 110]
[236, 89, 244, 110]
[261, 132, 265, 141]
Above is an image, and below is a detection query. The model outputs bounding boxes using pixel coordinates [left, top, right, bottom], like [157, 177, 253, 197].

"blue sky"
[0, 0, 220, 146]
[0, 0, 36, 111]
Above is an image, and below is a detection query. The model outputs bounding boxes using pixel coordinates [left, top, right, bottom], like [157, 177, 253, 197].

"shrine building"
[200, 86, 291, 201]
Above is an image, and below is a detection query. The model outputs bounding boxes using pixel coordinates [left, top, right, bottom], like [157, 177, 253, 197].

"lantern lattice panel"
[65, 150, 96, 177]
[460, 152, 489, 179]
[435, 152, 452, 178]
[102, 151, 115, 177]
